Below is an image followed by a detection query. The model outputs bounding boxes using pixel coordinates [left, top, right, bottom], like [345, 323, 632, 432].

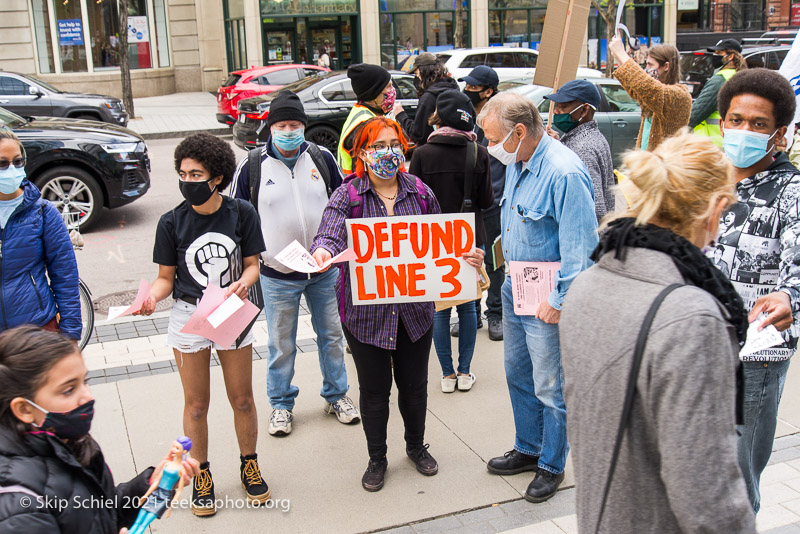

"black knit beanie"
[267, 90, 307, 127]
[347, 63, 392, 102]
[436, 89, 476, 131]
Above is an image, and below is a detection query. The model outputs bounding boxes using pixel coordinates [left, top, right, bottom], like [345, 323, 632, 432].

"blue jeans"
[501, 277, 568, 474]
[261, 268, 348, 410]
[738, 358, 791, 513]
[433, 301, 477, 376]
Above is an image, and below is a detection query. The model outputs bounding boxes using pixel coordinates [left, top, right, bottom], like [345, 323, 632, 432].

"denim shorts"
[166, 299, 254, 354]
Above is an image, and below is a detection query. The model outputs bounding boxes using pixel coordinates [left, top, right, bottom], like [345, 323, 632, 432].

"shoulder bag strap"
[248, 147, 262, 209]
[594, 282, 683, 533]
[306, 142, 333, 197]
[461, 141, 477, 212]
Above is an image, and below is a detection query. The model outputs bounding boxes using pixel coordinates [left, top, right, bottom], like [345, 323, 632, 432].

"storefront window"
[225, 0, 248, 71]
[379, 0, 469, 69]
[55, 0, 88, 73]
[31, 0, 55, 74]
[488, 0, 546, 49]
[87, 0, 121, 70]
[153, 0, 170, 67]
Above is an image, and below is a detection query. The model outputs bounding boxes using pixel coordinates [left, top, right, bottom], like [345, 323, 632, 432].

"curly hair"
[173, 132, 237, 190]
[718, 68, 796, 129]
[350, 117, 408, 178]
[417, 62, 451, 96]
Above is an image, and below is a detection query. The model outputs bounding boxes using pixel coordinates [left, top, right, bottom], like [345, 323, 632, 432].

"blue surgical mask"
[272, 128, 305, 152]
[723, 128, 778, 169]
[0, 165, 25, 194]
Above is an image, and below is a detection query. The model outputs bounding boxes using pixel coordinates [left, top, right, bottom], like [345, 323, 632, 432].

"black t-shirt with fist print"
[153, 197, 266, 300]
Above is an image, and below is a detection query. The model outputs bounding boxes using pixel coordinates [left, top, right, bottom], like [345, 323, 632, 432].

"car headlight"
[102, 142, 139, 161]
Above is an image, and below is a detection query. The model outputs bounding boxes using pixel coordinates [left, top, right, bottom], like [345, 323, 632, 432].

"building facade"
[0, 0, 794, 98]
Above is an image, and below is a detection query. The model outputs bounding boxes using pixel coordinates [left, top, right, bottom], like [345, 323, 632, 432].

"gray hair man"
[478, 92, 598, 503]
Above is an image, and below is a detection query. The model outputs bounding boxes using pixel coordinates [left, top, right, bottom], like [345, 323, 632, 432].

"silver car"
[500, 77, 642, 167]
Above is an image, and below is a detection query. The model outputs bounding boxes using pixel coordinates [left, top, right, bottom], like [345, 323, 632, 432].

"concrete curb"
[139, 127, 232, 140]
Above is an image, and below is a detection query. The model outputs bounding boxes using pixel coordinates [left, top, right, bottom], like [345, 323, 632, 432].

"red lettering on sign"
[375, 264, 387, 299]
[435, 258, 462, 298]
[407, 263, 425, 296]
[374, 222, 390, 259]
[355, 266, 376, 300]
[453, 219, 474, 257]
[352, 224, 374, 264]
[384, 264, 407, 298]
[431, 221, 454, 258]
[391, 222, 408, 257]
[410, 223, 430, 258]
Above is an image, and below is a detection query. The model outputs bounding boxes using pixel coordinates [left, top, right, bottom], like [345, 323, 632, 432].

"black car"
[233, 71, 419, 151]
[0, 107, 150, 231]
[0, 72, 129, 126]
[680, 46, 790, 98]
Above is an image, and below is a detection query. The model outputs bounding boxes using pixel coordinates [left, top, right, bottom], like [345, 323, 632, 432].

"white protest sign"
[346, 213, 478, 305]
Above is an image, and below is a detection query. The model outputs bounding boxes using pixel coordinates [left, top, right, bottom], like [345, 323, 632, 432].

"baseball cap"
[708, 38, 742, 53]
[543, 79, 601, 110]
[411, 52, 439, 72]
[458, 65, 500, 88]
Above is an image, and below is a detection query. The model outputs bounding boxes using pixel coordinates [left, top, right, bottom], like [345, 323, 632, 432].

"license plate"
[239, 114, 246, 123]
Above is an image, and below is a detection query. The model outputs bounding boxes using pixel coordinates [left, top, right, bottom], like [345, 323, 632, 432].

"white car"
[435, 47, 603, 84]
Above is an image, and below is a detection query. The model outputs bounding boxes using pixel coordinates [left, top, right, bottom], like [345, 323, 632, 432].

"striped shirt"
[312, 172, 441, 349]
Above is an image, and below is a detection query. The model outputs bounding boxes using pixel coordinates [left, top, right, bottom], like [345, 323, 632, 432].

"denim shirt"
[500, 133, 599, 310]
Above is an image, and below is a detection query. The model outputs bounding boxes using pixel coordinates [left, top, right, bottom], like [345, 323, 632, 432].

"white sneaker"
[268, 409, 293, 436]
[457, 373, 476, 391]
[441, 377, 457, 393]
[325, 396, 361, 424]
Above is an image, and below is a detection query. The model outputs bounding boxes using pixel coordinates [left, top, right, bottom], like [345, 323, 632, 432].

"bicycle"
[61, 212, 94, 350]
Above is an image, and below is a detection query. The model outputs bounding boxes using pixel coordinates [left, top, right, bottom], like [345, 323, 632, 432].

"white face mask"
[487, 129, 523, 166]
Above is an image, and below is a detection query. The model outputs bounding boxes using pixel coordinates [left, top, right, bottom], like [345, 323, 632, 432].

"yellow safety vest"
[693, 68, 736, 147]
[337, 105, 377, 173]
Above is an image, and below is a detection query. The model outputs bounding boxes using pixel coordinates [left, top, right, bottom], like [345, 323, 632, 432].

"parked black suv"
[0, 106, 149, 231]
[233, 71, 419, 151]
[0, 72, 128, 126]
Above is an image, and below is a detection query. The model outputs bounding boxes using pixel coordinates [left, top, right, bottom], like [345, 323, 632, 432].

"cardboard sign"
[533, 0, 592, 90]
[346, 214, 478, 305]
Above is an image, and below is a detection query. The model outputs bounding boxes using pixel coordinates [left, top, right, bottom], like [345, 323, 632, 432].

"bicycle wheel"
[78, 279, 95, 350]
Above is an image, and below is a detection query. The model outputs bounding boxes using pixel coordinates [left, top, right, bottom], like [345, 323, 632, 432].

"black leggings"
[343, 320, 433, 460]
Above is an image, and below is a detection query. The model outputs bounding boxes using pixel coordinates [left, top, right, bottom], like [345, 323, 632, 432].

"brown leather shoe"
[407, 444, 439, 476]
[362, 459, 388, 492]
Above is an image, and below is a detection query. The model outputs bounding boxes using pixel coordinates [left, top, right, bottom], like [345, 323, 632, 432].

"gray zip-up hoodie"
[560, 247, 755, 534]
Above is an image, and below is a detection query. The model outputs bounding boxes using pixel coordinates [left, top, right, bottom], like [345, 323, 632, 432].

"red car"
[216, 64, 329, 125]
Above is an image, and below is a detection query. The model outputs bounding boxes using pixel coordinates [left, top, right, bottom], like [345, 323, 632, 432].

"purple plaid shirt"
[312, 172, 441, 349]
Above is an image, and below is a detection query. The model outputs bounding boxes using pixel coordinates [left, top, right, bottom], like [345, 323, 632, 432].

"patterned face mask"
[380, 86, 396, 113]
[365, 147, 405, 180]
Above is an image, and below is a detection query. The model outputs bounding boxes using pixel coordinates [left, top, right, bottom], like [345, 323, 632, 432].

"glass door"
[311, 27, 337, 69]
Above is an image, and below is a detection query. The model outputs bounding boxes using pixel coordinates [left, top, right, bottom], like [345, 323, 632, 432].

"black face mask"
[27, 399, 95, 440]
[464, 88, 485, 106]
[179, 179, 217, 206]
[413, 77, 423, 91]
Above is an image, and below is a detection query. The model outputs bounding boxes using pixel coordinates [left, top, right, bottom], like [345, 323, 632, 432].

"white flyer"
[740, 316, 785, 357]
[206, 294, 244, 329]
[274, 240, 356, 273]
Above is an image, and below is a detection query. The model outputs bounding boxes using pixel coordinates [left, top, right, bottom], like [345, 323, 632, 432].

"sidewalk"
[88, 306, 800, 534]
[126, 92, 231, 140]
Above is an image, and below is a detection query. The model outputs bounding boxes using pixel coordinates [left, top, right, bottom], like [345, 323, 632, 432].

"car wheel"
[305, 125, 339, 152]
[34, 166, 104, 231]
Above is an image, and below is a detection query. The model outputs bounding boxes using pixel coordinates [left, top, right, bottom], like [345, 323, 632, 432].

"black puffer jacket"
[397, 77, 460, 145]
[0, 426, 153, 533]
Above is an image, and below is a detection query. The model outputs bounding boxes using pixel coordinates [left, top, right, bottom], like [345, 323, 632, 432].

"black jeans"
[343, 320, 433, 461]
[482, 209, 504, 321]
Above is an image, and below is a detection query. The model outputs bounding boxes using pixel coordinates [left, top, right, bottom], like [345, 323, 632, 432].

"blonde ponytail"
[605, 131, 735, 239]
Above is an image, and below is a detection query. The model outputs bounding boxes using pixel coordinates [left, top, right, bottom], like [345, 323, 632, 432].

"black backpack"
[247, 142, 333, 207]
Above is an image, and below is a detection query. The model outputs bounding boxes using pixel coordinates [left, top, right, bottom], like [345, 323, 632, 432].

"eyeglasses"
[0, 158, 25, 170]
[368, 143, 403, 152]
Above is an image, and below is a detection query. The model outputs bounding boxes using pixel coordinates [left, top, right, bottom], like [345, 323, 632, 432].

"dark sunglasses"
[0, 158, 25, 170]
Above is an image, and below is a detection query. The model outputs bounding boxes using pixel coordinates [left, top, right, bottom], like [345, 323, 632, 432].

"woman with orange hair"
[311, 117, 484, 492]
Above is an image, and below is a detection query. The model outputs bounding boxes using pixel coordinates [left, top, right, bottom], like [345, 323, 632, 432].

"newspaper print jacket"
[707, 152, 800, 362]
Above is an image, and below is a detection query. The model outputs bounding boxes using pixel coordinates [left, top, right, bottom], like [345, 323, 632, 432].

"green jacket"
[689, 68, 736, 138]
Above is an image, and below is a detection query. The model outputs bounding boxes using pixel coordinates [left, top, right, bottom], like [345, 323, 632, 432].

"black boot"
[362, 458, 388, 492]
[524, 469, 565, 503]
[241, 454, 271, 504]
[192, 461, 216, 517]
[487, 450, 539, 475]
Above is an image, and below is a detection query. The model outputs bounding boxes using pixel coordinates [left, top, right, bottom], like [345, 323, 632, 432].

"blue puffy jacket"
[0, 181, 81, 340]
